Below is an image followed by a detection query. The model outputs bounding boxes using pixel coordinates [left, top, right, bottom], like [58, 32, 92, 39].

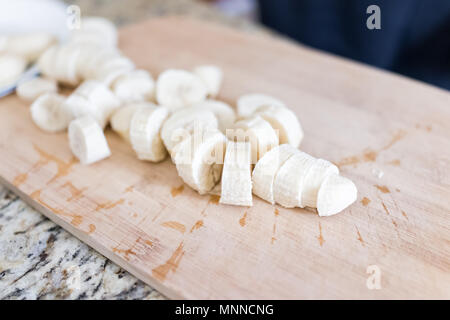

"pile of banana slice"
[10, 17, 357, 217]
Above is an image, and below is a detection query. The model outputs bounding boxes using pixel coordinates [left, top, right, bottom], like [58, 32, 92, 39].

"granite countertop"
[0, 0, 264, 300]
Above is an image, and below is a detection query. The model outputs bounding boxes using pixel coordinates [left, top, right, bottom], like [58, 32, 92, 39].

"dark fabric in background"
[258, 0, 450, 90]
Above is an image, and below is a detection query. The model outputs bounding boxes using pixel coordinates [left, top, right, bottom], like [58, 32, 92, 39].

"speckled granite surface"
[0, 0, 264, 300]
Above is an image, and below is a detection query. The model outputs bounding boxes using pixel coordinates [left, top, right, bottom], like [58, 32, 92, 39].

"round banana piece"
[255, 105, 304, 148]
[220, 141, 253, 206]
[64, 80, 121, 128]
[112, 69, 155, 103]
[37, 45, 58, 79]
[237, 93, 286, 119]
[317, 173, 357, 217]
[161, 108, 218, 154]
[252, 144, 298, 204]
[193, 65, 223, 98]
[173, 129, 226, 195]
[195, 100, 236, 133]
[16, 77, 57, 102]
[4, 33, 57, 63]
[229, 116, 279, 164]
[70, 16, 117, 47]
[129, 105, 169, 162]
[272, 151, 316, 208]
[68, 115, 111, 165]
[302, 159, 339, 208]
[110, 102, 154, 141]
[92, 55, 134, 86]
[0, 54, 27, 87]
[30, 93, 72, 133]
[156, 69, 208, 111]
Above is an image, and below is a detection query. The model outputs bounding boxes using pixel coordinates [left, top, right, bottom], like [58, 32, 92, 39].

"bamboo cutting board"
[0, 17, 449, 299]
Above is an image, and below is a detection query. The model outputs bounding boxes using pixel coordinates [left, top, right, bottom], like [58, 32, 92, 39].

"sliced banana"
[70, 16, 117, 47]
[236, 93, 286, 119]
[92, 55, 134, 86]
[252, 144, 298, 204]
[255, 105, 303, 148]
[220, 141, 253, 206]
[317, 173, 357, 217]
[193, 65, 223, 98]
[16, 77, 58, 102]
[110, 102, 153, 141]
[161, 108, 218, 154]
[156, 69, 208, 111]
[194, 99, 236, 133]
[130, 105, 169, 162]
[4, 33, 57, 63]
[112, 69, 155, 103]
[37, 45, 58, 80]
[30, 93, 72, 133]
[173, 129, 226, 195]
[302, 159, 339, 208]
[68, 115, 111, 165]
[229, 116, 279, 164]
[0, 54, 27, 87]
[272, 151, 316, 208]
[63, 80, 121, 128]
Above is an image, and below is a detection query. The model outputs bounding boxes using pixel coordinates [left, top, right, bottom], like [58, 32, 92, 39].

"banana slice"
[317, 173, 357, 217]
[173, 129, 226, 194]
[63, 80, 121, 128]
[112, 69, 155, 103]
[16, 77, 58, 102]
[193, 65, 223, 98]
[156, 69, 208, 111]
[229, 116, 279, 164]
[30, 93, 72, 133]
[237, 93, 286, 119]
[5, 33, 57, 62]
[255, 106, 303, 148]
[252, 144, 298, 204]
[273, 151, 316, 208]
[195, 100, 236, 133]
[130, 106, 169, 162]
[302, 159, 339, 208]
[0, 54, 27, 87]
[161, 108, 218, 153]
[92, 56, 134, 86]
[220, 141, 253, 206]
[37, 45, 58, 79]
[110, 102, 154, 141]
[70, 17, 117, 47]
[68, 115, 111, 165]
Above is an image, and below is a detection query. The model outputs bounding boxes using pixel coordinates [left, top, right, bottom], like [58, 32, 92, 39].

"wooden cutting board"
[0, 17, 449, 299]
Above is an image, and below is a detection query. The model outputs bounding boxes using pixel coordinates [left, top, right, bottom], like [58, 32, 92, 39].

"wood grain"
[0, 17, 449, 299]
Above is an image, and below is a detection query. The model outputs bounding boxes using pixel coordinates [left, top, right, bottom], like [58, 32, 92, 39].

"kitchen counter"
[0, 0, 264, 300]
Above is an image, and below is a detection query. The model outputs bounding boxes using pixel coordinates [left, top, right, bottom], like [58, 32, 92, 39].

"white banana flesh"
[112, 69, 155, 103]
[194, 99, 236, 133]
[156, 69, 208, 111]
[70, 17, 118, 47]
[220, 141, 253, 206]
[273, 151, 316, 208]
[129, 106, 169, 162]
[237, 93, 286, 119]
[4, 33, 57, 63]
[63, 80, 121, 128]
[110, 102, 154, 141]
[68, 115, 111, 165]
[193, 65, 223, 98]
[161, 108, 218, 154]
[30, 93, 72, 133]
[173, 129, 226, 195]
[229, 116, 279, 164]
[16, 77, 58, 102]
[251, 144, 297, 204]
[317, 173, 357, 217]
[302, 159, 339, 208]
[0, 54, 27, 86]
[255, 105, 303, 148]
